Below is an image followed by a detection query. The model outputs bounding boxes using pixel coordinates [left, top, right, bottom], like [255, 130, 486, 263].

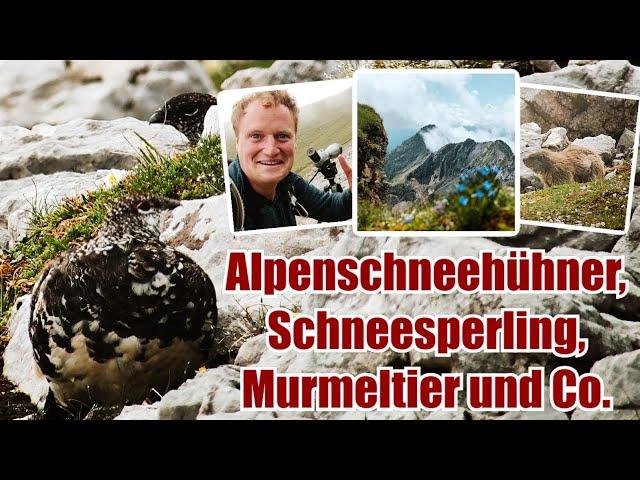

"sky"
[357, 71, 516, 152]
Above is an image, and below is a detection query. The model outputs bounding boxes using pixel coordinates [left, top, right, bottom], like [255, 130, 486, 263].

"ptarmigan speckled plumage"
[148, 92, 218, 146]
[29, 196, 217, 410]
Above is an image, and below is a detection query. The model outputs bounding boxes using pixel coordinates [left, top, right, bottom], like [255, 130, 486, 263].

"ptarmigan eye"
[137, 200, 151, 211]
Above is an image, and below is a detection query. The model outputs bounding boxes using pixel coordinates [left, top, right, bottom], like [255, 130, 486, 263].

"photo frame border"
[519, 81, 640, 235]
[217, 78, 354, 236]
[352, 68, 521, 238]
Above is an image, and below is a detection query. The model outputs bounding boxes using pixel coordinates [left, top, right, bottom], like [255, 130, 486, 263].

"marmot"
[522, 146, 605, 187]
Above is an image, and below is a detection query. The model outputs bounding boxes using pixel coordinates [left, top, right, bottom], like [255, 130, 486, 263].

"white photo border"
[217, 79, 354, 236]
[352, 68, 521, 238]
[519, 82, 640, 235]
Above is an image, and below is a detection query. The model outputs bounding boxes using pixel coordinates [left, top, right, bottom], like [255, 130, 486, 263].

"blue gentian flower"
[459, 196, 469, 206]
[479, 166, 490, 177]
[491, 166, 501, 175]
[476, 189, 485, 199]
[457, 183, 466, 192]
[482, 180, 493, 191]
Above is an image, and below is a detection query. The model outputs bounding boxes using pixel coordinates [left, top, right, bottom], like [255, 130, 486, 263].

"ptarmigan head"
[149, 93, 217, 146]
[100, 196, 181, 242]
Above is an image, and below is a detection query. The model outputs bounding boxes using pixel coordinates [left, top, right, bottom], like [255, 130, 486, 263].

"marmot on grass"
[522, 146, 605, 188]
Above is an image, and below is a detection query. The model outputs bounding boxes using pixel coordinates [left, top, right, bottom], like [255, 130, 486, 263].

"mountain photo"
[356, 70, 518, 234]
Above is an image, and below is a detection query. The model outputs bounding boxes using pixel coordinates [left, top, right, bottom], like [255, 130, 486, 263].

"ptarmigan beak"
[148, 109, 165, 125]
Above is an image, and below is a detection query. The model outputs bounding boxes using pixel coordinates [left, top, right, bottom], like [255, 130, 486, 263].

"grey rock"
[605, 171, 616, 180]
[572, 409, 640, 420]
[0, 170, 120, 248]
[522, 60, 640, 96]
[221, 60, 340, 89]
[157, 365, 241, 420]
[255, 346, 404, 377]
[571, 135, 617, 166]
[617, 128, 636, 153]
[521, 83, 639, 141]
[2, 295, 49, 408]
[531, 60, 561, 72]
[0, 60, 215, 128]
[115, 404, 159, 420]
[496, 223, 621, 252]
[612, 205, 640, 283]
[567, 60, 600, 66]
[520, 122, 543, 157]
[521, 163, 544, 192]
[0, 117, 188, 181]
[519, 123, 546, 193]
[541, 127, 569, 151]
[572, 349, 640, 419]
[235, 333, 268, 367]
[197, 367, 243, 417]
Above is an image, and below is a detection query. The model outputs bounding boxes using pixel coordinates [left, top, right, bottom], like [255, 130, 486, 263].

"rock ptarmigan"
[148, 92, 218, 146]
[29, 196, 217, 411]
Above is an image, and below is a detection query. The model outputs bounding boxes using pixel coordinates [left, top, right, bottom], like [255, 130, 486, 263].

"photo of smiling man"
[218, 80, 353, 233]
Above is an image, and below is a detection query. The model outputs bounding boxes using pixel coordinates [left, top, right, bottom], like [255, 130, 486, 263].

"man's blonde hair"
[231, 90, 299, 136]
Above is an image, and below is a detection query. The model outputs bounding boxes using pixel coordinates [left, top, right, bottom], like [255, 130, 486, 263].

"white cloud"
[358, 73, 515, 152]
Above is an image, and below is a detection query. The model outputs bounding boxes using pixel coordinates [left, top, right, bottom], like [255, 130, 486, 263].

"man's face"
[236, 101, 296, 192]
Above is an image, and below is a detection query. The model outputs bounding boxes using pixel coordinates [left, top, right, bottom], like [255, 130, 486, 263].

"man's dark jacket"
[228, 159, 352, 231]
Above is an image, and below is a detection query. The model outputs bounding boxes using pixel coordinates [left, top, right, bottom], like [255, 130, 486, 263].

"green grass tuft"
[357, 103, 383, 133]
[358, 187, 515, 232]
[521, 156, 632, 230]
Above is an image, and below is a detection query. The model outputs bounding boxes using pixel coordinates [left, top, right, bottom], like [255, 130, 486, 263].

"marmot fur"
[522, 146, 605, 187]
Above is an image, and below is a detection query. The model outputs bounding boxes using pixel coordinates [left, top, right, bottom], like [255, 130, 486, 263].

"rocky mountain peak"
[407, 137, 515, 195]
[383, 128, 433, 181]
